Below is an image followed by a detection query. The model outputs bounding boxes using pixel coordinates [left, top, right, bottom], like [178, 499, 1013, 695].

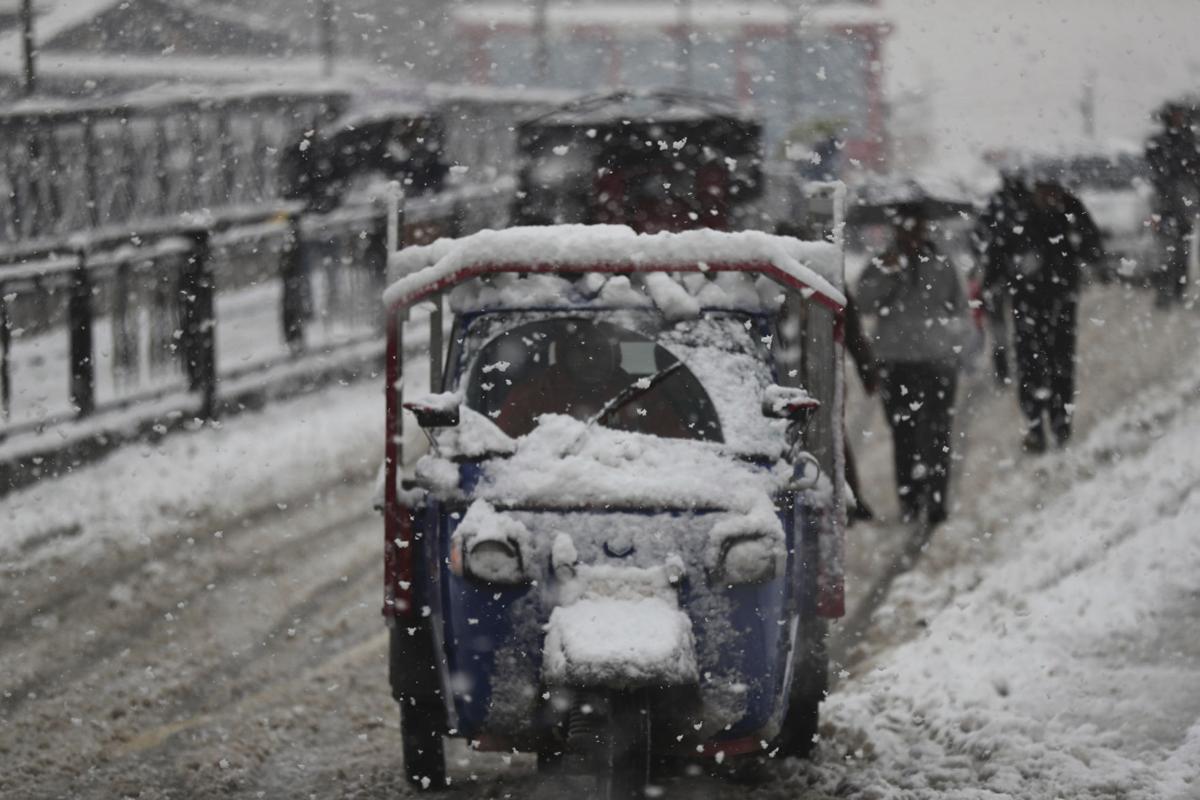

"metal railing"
[0, 179, 517, 445]
[0, 86, 348, 248]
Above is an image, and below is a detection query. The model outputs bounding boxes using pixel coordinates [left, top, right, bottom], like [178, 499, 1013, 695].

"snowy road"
[2, 284, 1199, 798]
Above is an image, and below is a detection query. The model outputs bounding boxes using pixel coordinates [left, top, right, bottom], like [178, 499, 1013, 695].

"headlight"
[451, 501, 532, 585]
[715, 535, 779, 586]
[465, 537, 527, 585]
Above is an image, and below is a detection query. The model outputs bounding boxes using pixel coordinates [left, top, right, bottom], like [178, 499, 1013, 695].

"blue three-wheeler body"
[379, 224, 846, 795]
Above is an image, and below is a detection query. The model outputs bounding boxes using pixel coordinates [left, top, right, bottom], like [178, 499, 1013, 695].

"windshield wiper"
[588, 360, 684, 428]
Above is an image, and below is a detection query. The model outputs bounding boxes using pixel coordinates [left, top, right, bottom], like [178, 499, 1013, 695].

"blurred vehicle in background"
[513, 90, 764, 232]
[279, 99, 449, 213]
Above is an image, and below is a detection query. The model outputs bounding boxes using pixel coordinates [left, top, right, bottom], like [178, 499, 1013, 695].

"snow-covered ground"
[1, 282, 1198, 798]
[3, 276, 373, 432]
[789, 301, 1200, 798]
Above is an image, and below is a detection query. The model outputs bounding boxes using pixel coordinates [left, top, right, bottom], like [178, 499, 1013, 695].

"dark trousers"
[1013, 298, 1077, 441]
[1155, 222, 1191, 304]
[879, 362, 958, 521]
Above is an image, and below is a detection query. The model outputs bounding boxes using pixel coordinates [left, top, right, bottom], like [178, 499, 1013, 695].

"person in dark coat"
[1145, 101, 1200, 306]
[857, 208, 969, 526]
[980, 177, 1104, 452]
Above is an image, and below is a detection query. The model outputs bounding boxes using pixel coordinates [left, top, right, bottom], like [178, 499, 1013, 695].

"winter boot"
[1022, 422, 1047, 454]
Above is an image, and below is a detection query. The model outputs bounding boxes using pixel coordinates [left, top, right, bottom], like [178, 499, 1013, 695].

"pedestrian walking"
[1145, 100, 1200, 306]
[856, 208, 970, 526]
[979, 176, 1103, 452]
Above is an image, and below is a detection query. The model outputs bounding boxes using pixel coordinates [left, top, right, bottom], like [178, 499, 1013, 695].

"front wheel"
[390, 620, 447, 790]
[567, 691, 653, 800]
[400, 699, 446, 790]
[773, 616, 828, 759]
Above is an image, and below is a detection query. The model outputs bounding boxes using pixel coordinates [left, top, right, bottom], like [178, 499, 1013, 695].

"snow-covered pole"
[386, 181, 405, 257]
[678, 0, 694, 91]
[20, 0, 35, 96]
[534, 0, 550, 85]
[830, 180, 847, 257]
[319, 0, 336, 78]
[785, 2, 805, 133]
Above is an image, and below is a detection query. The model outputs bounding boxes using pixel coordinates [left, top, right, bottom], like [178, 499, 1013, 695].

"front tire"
[567, 691, 653, 800]
[400, 698, 447, 790]
[773, 616, 828, 759]
[390, 621, 447, 790]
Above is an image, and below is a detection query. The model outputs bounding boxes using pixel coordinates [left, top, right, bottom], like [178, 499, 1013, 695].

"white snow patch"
[544, 563, 698, 688]
[800, 371, 1200, 797]
[386, 225, 845, 309]
[468, 413, 786, 514]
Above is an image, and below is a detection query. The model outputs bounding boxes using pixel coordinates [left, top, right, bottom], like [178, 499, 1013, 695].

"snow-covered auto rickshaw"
[379, 222, 847, 795]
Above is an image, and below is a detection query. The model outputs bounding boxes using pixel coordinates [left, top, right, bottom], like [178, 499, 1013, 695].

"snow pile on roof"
[445, 269, 782, 316]
[386, 225, 844, 309]
[424, 412, 786, 513]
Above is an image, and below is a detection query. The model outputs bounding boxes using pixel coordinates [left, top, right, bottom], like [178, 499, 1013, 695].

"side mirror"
[403, 391, 461, 428]
[762, 384, 821, 425]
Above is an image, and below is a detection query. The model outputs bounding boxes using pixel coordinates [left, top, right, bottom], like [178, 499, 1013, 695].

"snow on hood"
[385, 225, 845, 309]
[461, 413, 786, 514]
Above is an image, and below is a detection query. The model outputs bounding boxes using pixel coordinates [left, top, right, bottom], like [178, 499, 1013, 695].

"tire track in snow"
[0, 483, 376, 717]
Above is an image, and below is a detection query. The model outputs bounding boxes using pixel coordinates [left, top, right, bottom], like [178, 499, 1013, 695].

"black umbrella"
[847, 177, 975, 225]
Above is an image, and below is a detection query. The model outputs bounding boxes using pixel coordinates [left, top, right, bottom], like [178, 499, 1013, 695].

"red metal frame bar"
[386, 259, 845, 316]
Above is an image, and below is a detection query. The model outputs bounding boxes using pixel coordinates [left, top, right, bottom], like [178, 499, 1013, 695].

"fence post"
[0, 288, 10, 422]
[68, 251, 95, 417]
[81, 119, 101, 229]
[450, 196, 466, 239]
[280, 213, 308, 353]
[366, 208, 391, 332]
[180, 229, 217, 420]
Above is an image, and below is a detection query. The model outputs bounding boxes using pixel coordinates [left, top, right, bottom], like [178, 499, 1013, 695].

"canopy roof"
[524, 89, 752, 128]
[384, 225, 845, 312]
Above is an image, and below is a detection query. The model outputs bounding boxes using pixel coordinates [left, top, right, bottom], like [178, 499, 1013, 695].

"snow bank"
[793, 383, 1200, 797]
[385, 225, 845, 310]
[0, 382, 385, 563]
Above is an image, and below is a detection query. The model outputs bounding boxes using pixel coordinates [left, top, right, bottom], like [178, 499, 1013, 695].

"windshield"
[463, 318, 723, 442]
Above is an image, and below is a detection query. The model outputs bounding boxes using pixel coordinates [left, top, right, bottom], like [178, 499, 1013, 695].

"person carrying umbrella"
[979, 174, 1103, 452]
[854, 199, 970, 527]
[1145, 99, 1200, 307]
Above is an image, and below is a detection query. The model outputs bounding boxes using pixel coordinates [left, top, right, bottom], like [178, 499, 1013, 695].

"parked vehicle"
[379, 223, 848, 795]
[280, 99, 449, 213]
[513, 90, 764, 232]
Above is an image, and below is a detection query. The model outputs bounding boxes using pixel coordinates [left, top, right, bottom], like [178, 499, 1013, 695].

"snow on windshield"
[447, 307, 788, 457]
